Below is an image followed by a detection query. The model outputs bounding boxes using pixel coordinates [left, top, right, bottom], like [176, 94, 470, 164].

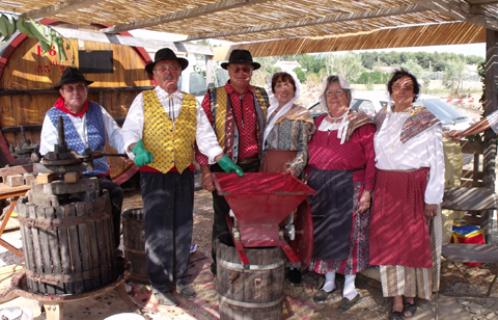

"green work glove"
[217, 155, 244, 176]
[131, 140, 153, 167]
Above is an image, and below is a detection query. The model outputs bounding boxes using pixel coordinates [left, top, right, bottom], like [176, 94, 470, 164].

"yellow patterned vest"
[142, 90, 197, 173]
[209, 86, 268, 160]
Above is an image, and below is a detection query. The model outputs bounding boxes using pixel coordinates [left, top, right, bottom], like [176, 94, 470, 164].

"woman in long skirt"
[307, 75, 376, 310]
[369, 69, 444, 320]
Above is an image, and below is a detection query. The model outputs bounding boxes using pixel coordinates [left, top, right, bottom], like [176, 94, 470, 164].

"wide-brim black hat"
[54, 67, 93, 90]
[221, 49, 260, 70]
[145, 48, 189, 75]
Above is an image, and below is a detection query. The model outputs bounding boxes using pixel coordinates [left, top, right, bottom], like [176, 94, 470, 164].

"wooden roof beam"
[421, 0, 498, 30]
[20, 0, 96, 20]
[183, 3, 433, 41]
[467, 0, 498, 5]
[419, 0, 470, 20]
[102, 0, 271, 34]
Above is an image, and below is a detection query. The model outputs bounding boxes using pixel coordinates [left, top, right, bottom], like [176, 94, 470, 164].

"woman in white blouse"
[368, 69, 445, 320]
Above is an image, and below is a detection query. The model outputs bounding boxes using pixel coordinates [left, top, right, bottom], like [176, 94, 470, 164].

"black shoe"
[176, 283, 196, 298]
[313, 289, 334, 303]
[403, 298, 417, 318]
[286, 267, 302, 284]
[390, 310, 404, 320]
[338, 294, 360, 311]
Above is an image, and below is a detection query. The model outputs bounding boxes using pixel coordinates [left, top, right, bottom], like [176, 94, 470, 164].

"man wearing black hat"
[197, 49, 269, 274]
[121, 48, 235, 305]
[40, 67, 124, 250]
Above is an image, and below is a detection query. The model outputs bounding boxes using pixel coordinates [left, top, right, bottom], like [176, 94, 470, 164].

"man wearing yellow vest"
[197, 49, 269, 275]
[121, 48, 240, 305]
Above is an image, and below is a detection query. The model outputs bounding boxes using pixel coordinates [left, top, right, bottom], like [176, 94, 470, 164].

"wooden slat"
[420, 0, 470, 20]
[442, 244, 498, 263]
[185, 3, 430, 41]
[234, 22, 485, 57]
[442, 187, 496, 211]
[103, 0, 271, 33]
[21, 0, 96, 20]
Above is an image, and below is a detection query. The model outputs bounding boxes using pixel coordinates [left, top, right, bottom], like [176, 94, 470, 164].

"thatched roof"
[1, 0, 497, 56]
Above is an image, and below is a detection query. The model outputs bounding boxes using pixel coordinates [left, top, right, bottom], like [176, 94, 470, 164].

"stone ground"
[0, 190, 497, 320]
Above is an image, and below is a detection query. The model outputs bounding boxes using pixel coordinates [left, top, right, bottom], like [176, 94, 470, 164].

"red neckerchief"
[54, 96, 89, 118]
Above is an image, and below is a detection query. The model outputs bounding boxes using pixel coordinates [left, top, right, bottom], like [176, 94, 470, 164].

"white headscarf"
[263, 71, 301, 145]
[320, 76, 352, 144]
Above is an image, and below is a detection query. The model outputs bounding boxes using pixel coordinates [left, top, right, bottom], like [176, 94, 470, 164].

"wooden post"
[483, 28, 498, 243]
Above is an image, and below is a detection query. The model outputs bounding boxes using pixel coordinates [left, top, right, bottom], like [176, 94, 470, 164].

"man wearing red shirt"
[197, 49, 269, 274]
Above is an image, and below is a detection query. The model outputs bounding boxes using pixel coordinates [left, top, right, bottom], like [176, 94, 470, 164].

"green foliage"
[293, 67, 306, 82]
[356, 70, 389, 84]
[296, 54, 326, 74]
[442, 56, 465, 95]
[0, 14, 68, 61]
[325, 53, 364, 82]
[359, 51, 483, 71]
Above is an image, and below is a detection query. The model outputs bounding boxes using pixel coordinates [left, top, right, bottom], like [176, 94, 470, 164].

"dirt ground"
[1, 189, 498, 320]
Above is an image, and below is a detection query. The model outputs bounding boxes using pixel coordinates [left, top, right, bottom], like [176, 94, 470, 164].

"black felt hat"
[221, 49, 260, 70]
[145, 48, 189, 75]
[54, 67, 93, 90]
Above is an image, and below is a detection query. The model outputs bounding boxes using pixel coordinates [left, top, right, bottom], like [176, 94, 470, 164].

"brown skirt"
[260, 150, 297, 173]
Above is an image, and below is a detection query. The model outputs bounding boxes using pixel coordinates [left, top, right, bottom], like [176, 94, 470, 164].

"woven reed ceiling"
[1, 0, 497, 56]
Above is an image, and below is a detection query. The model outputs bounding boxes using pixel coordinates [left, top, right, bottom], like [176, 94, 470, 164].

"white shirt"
[121, 86, 222, 162]
[374, 111, 445, 204]
[39, 104, 124, 155]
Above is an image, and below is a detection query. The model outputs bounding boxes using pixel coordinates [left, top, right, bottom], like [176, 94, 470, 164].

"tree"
[325, 53, 364, 82]
[356, 71, 389, 84]
[296, 54, 326, 74]
[293, 67, 306, 83]
[443, 57, 466, 96]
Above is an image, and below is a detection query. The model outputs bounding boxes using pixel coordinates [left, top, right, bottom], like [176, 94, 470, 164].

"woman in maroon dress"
[307, 76, 375, 309]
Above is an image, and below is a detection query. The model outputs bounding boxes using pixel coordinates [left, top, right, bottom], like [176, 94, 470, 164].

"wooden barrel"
[216, 235, 285, 320]
[122, 207, 148, 283]
[15, 188, 119, 295]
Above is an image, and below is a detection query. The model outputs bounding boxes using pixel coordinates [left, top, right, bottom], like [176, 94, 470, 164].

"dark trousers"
[99, 177, 123, 249]
[141, 170, 194, 292]
[210, 160, 260, 272]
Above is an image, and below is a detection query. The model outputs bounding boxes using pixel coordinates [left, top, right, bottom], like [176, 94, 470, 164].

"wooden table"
[0, 183, 30, 257]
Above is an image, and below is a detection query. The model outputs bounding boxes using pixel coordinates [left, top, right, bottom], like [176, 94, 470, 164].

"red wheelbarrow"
[213, 172, 315, 268]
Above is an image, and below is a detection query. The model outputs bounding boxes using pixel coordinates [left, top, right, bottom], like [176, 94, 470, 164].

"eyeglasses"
[153, 65, 180, 73]
[325, 89, 346, 97]
[230, 66, 252, 74]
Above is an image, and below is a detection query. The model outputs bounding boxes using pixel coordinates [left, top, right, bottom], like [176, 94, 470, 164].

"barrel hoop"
[18, 213, 111, 230]
[219, 259, 284, 271]
[25, 266, 110, 286]
[219, 295, 283, 309]
[124, 248, 146, 255]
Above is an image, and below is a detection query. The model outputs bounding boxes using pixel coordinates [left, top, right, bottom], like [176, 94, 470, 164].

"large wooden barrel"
[0, 22, 151, 182]
[122, 207, 148, 283]
[216, 235, 285, 320]
[15, 179, 119, 295]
